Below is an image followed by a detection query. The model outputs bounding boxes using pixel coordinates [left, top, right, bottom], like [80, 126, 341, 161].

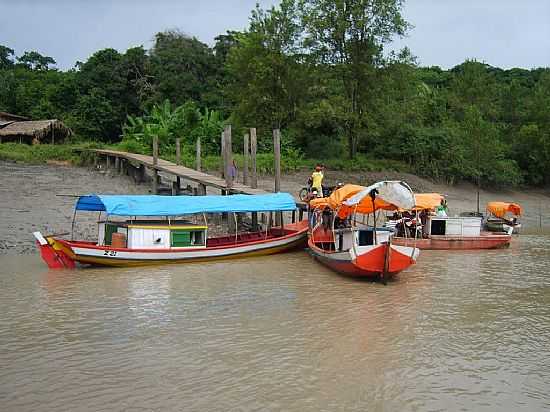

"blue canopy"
[75, 193, 297, 216]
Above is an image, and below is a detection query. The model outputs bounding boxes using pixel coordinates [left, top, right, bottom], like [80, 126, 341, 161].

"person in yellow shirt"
[311, 165, 324, 197]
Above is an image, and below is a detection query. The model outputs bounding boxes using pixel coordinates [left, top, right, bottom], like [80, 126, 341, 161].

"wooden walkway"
[92, 149, 270, 195]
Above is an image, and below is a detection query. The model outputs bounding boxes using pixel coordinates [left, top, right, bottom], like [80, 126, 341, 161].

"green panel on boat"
[171, 230, 192, 247]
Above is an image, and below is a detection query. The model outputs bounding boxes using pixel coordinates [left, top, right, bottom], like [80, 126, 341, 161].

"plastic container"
[111, 232, 127, 248]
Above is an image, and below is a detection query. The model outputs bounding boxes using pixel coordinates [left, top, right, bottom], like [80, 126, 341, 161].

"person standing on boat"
[435, 199, 448, 217]
[311, 165, 324, 197]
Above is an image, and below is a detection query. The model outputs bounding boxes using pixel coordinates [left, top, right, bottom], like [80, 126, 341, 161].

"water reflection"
[1, 239, 550, 411]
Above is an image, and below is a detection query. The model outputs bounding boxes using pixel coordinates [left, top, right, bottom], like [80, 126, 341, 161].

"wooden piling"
[198, 183, 207, 195]
[175, 138, 182, 191]
[250, 128, 257, 189]
[138, 164, 146, 184]
[224, 125, 233, 190]
[273, 129, 281, 193]
[273, 129, 282, 226]
[220, 131, 225, 178]
[196, 137, 201, 172]
[250, 128, 258, 228]
[152, 136, 159, 194]
[114, 156, 120, 174]
[243, 133, 249, 185]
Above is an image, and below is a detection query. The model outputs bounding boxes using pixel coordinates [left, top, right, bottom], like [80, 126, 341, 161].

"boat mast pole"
[70, 209, 77, 241]
[370, 190, 377, 245]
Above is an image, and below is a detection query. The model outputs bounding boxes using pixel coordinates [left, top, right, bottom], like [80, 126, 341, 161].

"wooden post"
[273, 129, 281, 192]
[243, 133, 249, 185]
[250, 128, 257, 189]
[196, 137, 201, 172]
[152, 136, 159, 194]
[273, 129, 282, 226]
[51, 125, 55, 145]
[175, 138, 181, 165]
[172, 181, 179, 196]
[198, 183, 207, 195]
[220, 131, 225, 178]
[250, 128, 258, 229]
[175, 138, 181, 191]
[138, 164, 146, 184]
[114, 157, 120, 174]
[224, 125, 233, 190]
[106, 155, 111, 170]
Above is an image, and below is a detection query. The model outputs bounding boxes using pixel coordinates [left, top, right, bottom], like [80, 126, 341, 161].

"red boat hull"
[392, 232, 511, 250]
[308, 239, 418, 279]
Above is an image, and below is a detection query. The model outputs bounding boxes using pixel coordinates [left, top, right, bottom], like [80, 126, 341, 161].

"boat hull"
[308, 239, 418, 279]
[393, 232, 511, 250]
[37, 221, 308, 268]
[486, 220, 521, 234]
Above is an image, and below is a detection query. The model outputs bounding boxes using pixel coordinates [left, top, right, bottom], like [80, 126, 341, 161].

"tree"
[0, 45, 15, 69]
[149, 30, 220, 108]
[16, 51, 56, 70]
[299, 0, 409, 157]
[226, 0, 306, 135]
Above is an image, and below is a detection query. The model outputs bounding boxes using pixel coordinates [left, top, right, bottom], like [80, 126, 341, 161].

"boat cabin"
[427, 216, 481, 237]
[312, 222, 393, 252]
[98, 220, 207, 249]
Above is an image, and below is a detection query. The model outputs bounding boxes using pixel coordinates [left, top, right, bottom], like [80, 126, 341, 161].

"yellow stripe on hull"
[69, 238, 305, 267]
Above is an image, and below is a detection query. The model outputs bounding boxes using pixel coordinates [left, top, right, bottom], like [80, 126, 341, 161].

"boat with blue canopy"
[33, 193, 307, 268]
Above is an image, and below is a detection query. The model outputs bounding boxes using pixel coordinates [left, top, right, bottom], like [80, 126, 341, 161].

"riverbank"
[1, 160, 549, 255]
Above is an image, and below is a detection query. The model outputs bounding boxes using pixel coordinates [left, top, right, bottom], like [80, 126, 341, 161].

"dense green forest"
[1, 0, 549, 186]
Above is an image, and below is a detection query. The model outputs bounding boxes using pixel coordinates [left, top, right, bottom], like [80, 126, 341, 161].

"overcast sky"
[1, 0, 548, 70]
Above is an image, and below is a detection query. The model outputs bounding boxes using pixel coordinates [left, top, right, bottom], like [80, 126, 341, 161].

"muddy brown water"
[1, 161, 550, 411]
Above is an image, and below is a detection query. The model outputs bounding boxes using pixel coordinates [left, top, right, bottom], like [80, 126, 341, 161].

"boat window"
[431, 219, 446, 235]
[170, 229, 206, 247]
[358, 230, 374, 246]
[171, 230, 192, 247]
[192, 230, 205, 246]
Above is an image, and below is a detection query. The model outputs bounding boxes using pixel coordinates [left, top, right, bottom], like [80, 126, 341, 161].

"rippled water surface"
[1, 237, 550, 411]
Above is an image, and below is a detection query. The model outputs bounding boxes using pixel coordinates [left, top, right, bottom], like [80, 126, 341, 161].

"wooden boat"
[485, 202, 522, 234]
[34, 193, 307, 268]
[307, 182, 420, 281]
[391, 193, 511, 250]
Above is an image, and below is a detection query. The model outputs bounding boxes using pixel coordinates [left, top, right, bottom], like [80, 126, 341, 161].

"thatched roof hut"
[0, 119, 72, 144]
[0, 112, 30, 122]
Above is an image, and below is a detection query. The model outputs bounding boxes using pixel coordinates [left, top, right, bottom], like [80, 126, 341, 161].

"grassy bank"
[0, 142, 412, 175]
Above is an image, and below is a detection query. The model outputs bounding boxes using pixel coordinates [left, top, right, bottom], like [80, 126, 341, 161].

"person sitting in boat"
[311, 165, 324, 197]
[435, 199, 448, 217]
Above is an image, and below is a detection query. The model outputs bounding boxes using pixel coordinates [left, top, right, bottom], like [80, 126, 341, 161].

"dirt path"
[1, 161, 549, 254]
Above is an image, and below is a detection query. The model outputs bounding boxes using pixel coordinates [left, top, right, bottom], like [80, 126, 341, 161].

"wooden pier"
[87, 127, 306, 225]
[92, 148, 269, 196]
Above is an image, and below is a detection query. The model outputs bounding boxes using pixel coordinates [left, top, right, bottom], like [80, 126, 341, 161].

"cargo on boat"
[307, 182, 420, 281]
[391, 193, 511, 250]
[34, 193, 307, 268]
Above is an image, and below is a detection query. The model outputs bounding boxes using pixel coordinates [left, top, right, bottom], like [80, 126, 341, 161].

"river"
[1, 236, 549, 411]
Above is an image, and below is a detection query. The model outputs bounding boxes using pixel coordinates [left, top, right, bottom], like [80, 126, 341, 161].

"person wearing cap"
[311, 164, 324, 197]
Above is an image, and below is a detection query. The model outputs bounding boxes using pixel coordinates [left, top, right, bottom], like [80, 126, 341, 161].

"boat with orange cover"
[485, 202, 522, 234]
[307, 181, 420, 281]
[392, 194, 512, 250]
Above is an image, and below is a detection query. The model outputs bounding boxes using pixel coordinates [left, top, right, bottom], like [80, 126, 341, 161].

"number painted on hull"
[103, 250, 117, 256]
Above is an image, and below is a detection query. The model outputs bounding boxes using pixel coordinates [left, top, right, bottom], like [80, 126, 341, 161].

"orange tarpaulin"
[412, 193, 445, 211]
[486, 202, 522, 218]
[309, 183, 413, 217]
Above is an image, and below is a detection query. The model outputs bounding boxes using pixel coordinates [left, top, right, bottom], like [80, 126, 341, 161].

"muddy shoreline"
[1, 160, 549, 255]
